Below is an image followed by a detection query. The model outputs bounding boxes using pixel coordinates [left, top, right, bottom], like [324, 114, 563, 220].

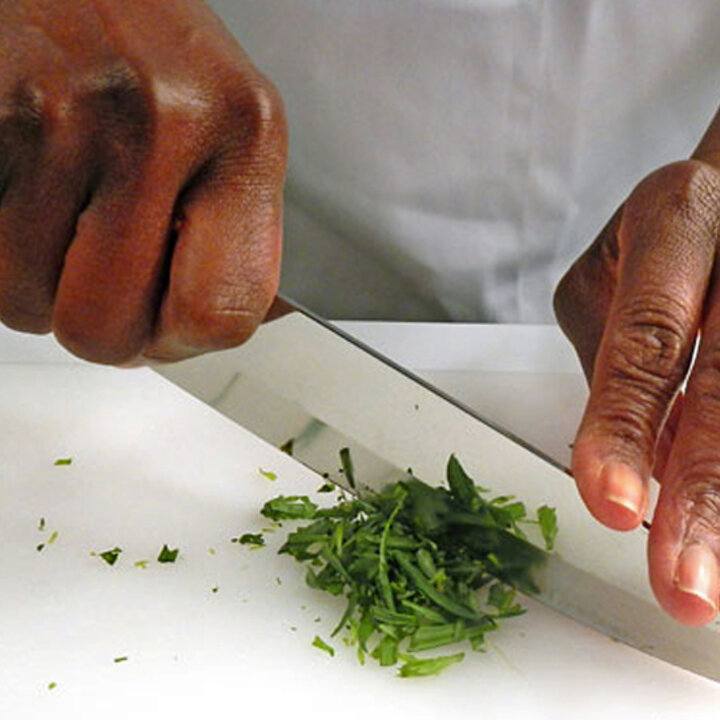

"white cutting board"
[0, 325, 718, 720]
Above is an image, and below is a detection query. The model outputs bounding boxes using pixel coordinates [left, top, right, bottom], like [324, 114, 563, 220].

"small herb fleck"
[157, 544, 179, 564]
[317, 482, 335, 493]
[98, 547, 122, 566]
[113, 656, 128, 664]
[36, 543, 45, 552]
[233, 533, 265, 548]
[259, 468, 278, 481]
[48, 530, 59, 545]
[54, 458, 72, 466]
[211, 586, 219, 594]
[134, 560, 150, 569]
[38, 517, 46, 532]
[312, 635, 335, 657]
[48, 682, 57, 690]
[279, 438, 295, 456]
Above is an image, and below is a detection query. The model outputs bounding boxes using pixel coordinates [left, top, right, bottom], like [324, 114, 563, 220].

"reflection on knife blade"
[153, 304, 720, 682]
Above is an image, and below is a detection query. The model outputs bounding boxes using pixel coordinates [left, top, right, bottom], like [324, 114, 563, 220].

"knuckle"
[589, 402, 657, 461]
[80, 61, 154, 145]
[224, 76, 287, 159]
[0, 80, 68, 145]
[675, 460, 720, 538]
[689, 339, 720, 416]
[629, 160, 720, 239]
[608, 295, 691, 391]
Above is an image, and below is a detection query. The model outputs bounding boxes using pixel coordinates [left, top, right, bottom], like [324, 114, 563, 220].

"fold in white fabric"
[209, 0, 720, 321]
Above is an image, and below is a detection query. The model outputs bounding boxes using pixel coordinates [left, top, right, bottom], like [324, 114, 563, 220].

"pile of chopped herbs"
[261, 454, 557, 677]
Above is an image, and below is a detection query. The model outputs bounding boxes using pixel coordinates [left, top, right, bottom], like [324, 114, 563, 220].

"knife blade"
[153, 301, 720, 682]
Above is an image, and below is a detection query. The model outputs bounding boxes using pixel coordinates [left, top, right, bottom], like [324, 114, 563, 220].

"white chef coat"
[208, 0, 720, 322]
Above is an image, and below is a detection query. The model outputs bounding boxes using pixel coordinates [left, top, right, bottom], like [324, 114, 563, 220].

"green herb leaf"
[279, 438, 295, 456]
[446, 454, 479, 510]
[234, 533, 265, 547]
[538, 505, 558, 551]
[98, 547, 122, 566]
[372, 635, 399, 666]
[259, 468, 278, 481]
[261, 496, 318, 521]
[157, 544, 179, 564]
[398, 652, 465, 678]
[339, 447, 356, 489]
[312, 635, 335, 657]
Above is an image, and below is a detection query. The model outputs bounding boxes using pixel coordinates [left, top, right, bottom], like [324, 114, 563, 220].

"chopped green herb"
[312, 635, 335, 657]
[54, 458, 72, 466]
[259, 468, 278, 481]
[208, 547, 217, 555]
[157, 544, 179, 563]
[134, 560, 150, 569]
[48, 682, 57, 690]
[113, 656, 128, 664]
[266, 453, 556, 677]
[48, 530, 58, 545]
[398, 652, 465, 678]
[537, 505, 558, 552]
[339, 447, 356, 489]
[98, 547, 122, 566]
[233, 533, 265, 547]
[261, 496, 318, 521]
[38, 517, 46, 532]
[317, 482, 336, 493]
[211, 586, 219, 594]
[36, 543, 45, 552]
[280, 438, 295, 456]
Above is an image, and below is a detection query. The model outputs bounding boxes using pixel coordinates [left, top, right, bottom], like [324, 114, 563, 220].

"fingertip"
[599, 462, 648, 530]
[573, 443, 647, 531]
[650, 541, 719, 626]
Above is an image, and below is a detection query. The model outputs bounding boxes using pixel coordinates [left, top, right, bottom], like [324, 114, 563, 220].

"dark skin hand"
[555, 107, 720, 626]
[0, 0, 287, 364]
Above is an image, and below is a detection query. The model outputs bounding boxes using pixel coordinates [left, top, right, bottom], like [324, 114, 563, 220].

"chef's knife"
[153, 300, 720, 682]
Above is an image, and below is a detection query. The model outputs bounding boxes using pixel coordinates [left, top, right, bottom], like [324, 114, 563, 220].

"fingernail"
[674, 543, 718, 613]
[601, 463, 645, 516]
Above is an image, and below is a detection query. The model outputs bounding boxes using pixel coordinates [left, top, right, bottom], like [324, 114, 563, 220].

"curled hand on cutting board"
[555, 109, 720, 627]
[0, 0, 287, 364]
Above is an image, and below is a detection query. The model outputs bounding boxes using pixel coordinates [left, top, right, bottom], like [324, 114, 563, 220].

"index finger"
[572, 160, 719, 532]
